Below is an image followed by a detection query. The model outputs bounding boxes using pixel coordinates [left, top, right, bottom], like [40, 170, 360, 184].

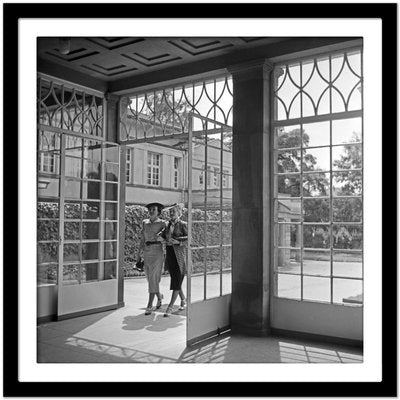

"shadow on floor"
[122, 312, 185, 332]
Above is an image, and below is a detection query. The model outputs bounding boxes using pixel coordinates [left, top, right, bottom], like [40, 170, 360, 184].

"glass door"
[186, 114, 233, 346]
[57, 134, 120, 318]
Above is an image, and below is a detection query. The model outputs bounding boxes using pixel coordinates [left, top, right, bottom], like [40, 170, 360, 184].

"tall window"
[206, 166, 212, 186]
[173, 157, 180, 188]
[214, 167, 220, 187]
[147, 152, 161, 186]
[273, 49, 363, 306]
[222, 170, 229, 188]
[126, 148, 133, 183]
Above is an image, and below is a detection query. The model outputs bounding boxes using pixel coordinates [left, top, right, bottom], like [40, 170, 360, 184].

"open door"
[57, 134, 120, 319]
[186, 114, 233, 346]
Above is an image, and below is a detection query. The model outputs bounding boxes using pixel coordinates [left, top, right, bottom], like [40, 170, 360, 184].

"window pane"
[192, 221, 206, 247]
[276, 125, 301, 149]
[190, 248, 205, 303]
[333, 251, 362, 278]
[332, 117, 362, 145]
[82, 222, 100, 240]
[303, 276, 330, 302]
[38, 200, 59, 218]
[276, 199, 301, 221]
[333, 198, 362, 222]
[206, 248, 221, 299]
[82, 202, 100, 220]
[222, 247, 232, 295]
[332, 171, 362, 196]
[103, 241, 117, 260]
[104, 261, 117, 280]
[83, 160, 101, 180]
[302, 173, 330, 197]
[37, 264, 57, 285]
[303, 225, 330, 249]
[65, 136, 82, 157]
[105, 203, 118, 220]
[105, 183, 118, 201]
[206, 222, 220, 246]
[82, 243, 99, 261]
[63, 264, 80, 285]
[277, 223, 301, 248]
[277, 150, 301, 173]
[64, 201, 80, 219]
[64, 222, 80, 240]
[39, 131, 60, 152]
[303, 198, 330, 222]
[105, 163, 119, 182]
[222, 222, 232, 245]
[82, 263, 99, 282]
[104, 222, 117, 240]
[276, 249, 301, 274]
[38, 176, 59, 198]
[37, 220, 59, 241]
[333, 278, 362, 305]
[276, 274, 301, 300]
[332, 225, 363, 250]
[302, 121, 330, 148]
[63, 243, 80, 262]
[38, 242, 58, 263]
[303, 250, 331, 276]
[332, 144, 362, 171]
[302, 146, 330, 172]
[65, 157, 82, 178]
[104, 144, 119, 162]
[277, 174, 300, 197]
[82, 180, 101, 200]
[64, 178, 81, 199]
[83, 140, 102, 161]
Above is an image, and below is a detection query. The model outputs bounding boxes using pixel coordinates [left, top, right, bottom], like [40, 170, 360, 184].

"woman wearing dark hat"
[161, 203, 188, 317]
[136, 202, 166, 315]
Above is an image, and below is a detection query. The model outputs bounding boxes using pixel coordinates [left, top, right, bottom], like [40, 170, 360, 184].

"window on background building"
[173, 157, 180, 188]
[206, 166, 212, 187]
[214, 167, 220, 187]
[147, 152, 161, 186]
[199, 170, 204, 185]
[272, 49, 363, 306]
[126, 147, 133, 183]
[222, 170, 229, 187]
[39, 152, 56, 173]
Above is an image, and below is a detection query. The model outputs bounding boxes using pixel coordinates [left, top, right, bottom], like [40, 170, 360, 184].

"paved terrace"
[38, 275, 363, 363]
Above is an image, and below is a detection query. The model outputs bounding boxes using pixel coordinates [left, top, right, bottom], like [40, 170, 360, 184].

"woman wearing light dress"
[136, 202, 166, 315]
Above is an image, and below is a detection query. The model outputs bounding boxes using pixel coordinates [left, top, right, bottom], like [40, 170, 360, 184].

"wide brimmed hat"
[145, 202, 164, 211]
[164, 202, 184, 211]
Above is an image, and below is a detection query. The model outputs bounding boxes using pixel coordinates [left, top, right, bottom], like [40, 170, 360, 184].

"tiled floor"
[37, 277, 363, 363]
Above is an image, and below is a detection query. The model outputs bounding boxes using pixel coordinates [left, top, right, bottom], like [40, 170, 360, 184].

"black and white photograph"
[4, 2, 396, 397]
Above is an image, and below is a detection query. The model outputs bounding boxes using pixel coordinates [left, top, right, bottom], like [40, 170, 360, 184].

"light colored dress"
[140, 218, 166, 293]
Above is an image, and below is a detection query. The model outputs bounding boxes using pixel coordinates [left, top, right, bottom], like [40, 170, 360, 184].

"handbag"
[135, 257, 144, 271]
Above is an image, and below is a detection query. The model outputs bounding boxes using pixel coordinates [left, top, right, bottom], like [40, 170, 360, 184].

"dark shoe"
[164, 306, 173, 317]
[145, 306, 153, 315]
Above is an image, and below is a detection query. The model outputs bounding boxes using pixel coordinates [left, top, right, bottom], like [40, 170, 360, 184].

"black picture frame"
[4, 2, 396, 397]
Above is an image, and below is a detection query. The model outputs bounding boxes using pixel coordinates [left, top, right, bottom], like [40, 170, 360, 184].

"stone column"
[228, 59, 273, 336]
[105, 93, 125, 307]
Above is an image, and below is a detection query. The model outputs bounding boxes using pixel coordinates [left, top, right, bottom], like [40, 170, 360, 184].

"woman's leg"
[147, 293, 156, 308]
[168, 290, 180, 308]
[178, 288, 185, 301]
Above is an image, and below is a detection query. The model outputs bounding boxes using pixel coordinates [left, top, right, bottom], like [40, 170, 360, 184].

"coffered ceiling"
[37, 36, 288, 82]
[37, 36, 359, 94]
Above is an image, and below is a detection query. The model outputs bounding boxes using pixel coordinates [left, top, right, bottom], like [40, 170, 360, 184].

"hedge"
[37, 202, 233, 279]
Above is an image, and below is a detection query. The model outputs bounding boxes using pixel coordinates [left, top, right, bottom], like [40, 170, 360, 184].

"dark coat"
[162, 219, 188, 274]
